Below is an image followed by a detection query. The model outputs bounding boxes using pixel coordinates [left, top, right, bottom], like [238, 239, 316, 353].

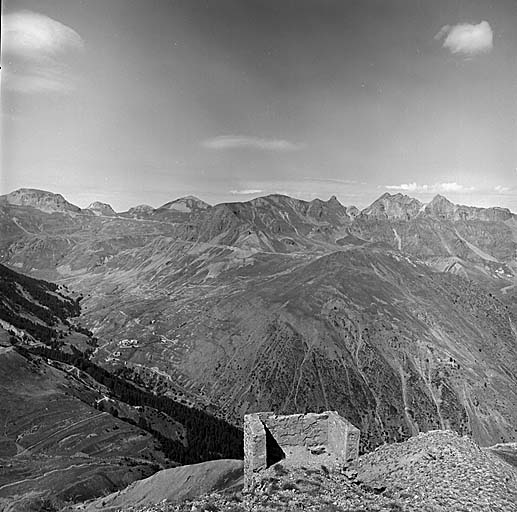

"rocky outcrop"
[356, 430, 517, 511]
[244, 411, 360, 490]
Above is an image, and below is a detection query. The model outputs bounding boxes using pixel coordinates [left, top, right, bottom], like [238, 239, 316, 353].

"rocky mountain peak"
[346, 205, 360, 218]
[129, 204, 154, 212]
[423, 195, 514, 222]
[325, 196, 359, 219]
[307, 195, 354, 221]
[119, 204, 155, 220]
[429, 194, 454, 207]
[424, 194, 456, 219]
[85, 201, 117, 216]
[158, 196, 211, 212]
[361, 192, 423, 220]
[0, 188, 81, 213]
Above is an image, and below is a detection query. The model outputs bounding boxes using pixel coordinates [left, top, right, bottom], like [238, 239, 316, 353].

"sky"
[1, 0, 516, 211]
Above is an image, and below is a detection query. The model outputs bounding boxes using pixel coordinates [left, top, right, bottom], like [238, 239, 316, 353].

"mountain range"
[1, 187, 516, 460]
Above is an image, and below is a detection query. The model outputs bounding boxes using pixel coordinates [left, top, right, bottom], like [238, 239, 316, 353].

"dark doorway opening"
[265, 424, 285, 467]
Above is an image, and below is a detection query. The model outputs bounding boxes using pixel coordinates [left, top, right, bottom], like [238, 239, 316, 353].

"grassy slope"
[0, 345, 167, 511]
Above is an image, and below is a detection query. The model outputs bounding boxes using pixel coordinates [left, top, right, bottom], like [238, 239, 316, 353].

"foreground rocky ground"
[110, 431, 517, 512]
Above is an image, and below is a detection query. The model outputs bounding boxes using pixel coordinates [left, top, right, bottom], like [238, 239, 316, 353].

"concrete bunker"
[244, 410, 360, 490]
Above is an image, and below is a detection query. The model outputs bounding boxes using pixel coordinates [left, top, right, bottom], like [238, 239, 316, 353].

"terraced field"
[0, 344, 168, 511]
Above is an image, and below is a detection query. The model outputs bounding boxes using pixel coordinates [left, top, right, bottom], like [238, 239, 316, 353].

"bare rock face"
[244, 411, 360, 490]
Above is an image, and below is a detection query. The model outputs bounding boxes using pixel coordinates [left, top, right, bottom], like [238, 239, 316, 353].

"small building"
[244, 410, 360, 490]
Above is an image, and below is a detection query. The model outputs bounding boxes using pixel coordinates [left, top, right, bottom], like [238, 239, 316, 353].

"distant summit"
[0, 188, 81, 213]
[123, 204, 155, 219]
[85, 201, 117, 217]
[424, 194, 456, 220]
[424, 194, 513, 222]
[361, 192, 423, 220]
[158, 196, 211, 213]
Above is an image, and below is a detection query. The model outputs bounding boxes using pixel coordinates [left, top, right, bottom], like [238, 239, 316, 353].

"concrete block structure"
[244, 410, 360, 490]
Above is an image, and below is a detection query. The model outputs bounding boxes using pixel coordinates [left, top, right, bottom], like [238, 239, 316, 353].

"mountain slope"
[147, 246, 516, 448]
[0, 263, 84, 344]
[0, 265, 243, 511]
[82, 459, 243, 511]
[58, 243, 517, 451]
[0, 343, 169, 512]
[0, 189, 516, 455]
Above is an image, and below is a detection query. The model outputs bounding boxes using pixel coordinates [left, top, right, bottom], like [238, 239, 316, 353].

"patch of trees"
[73, 323, 94, 337]
[17, 345, 243, 465]
[0, 302, 57, 342]
[0, 264, 80, 341]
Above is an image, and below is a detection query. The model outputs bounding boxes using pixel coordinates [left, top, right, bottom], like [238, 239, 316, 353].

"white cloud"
[385, 182, 419, 192]
[302, 177, 363, 185]
[3, 10, 84, 56]
[3, 68, 74, 93]
[435, 21, 493, 56]
[203, 136, 302, 151]
[385, 182, 474, 193]
[2, 10, 84, 93]
[229, 189, 263, 195]
[494, 185, 510, 193]
[439, 182, 471, 192]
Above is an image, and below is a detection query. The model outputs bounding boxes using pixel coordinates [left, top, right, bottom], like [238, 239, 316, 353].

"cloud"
[2, 10, 84, 93]
[203, 136, 302, 151]
[386, 183, 420, 192]
[229, 189, 263, 195]
[3, 69, 75, 93]
[302, 177, 363, 185]
[385, 182, 474, 193]
[3, 10, 84, 56]
[435, 21, 493, 56]
[494, 185, 510, 193]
